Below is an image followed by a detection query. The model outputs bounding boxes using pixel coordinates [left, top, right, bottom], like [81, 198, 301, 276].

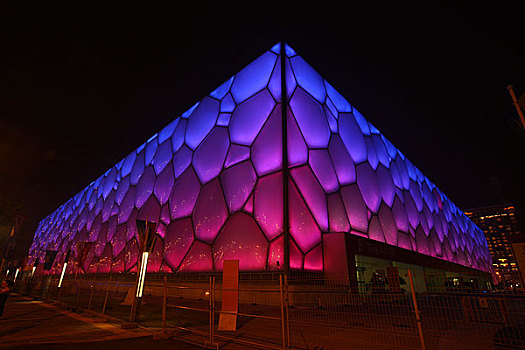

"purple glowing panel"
[178, 241, 213, 272]
[328, 135, 356, 185]
[111, 224, 126, 257]
[193, 127, 229, 183]
[287, 111, 308, 167]
[154, 163, 175, 205]
[309, 149, 338, 193]
[172, 145, 192, 179]
[147, 239, 164, 273]
[193, 179, 228, 243]
[356, 163, 381, 213]
[217, 113, 231, 126]
[114, 176, 130, 205]
[376, 165, 395, 207]
[290, 56, 326, 103]
[221, 161, 256, 213]
[118, 188, 136, 224]
[327, 193, 350, 232]
[378, 203, 397, 246]
[254, 172, 283, 241]
[291, 166, 328, 231]
[338, 113, 367, 163]
[268, 56, 297, 102]
[404, 192, 420, 229]
[365, 137, 379, 170]
[101, 192, 114, 223]
[225, 144, 250, 168]
[137, 196, 161, 223]
[289, 87, 330, 148]
[368, 216, 384, 242]
[252, 104, 282, 175]
[230, 89, 275, 146]
[289, 179, 321, 253]
[213, 213, 268, 271]
[169, 167, 200, 220]
[185, 97, 220, 150]
[392, 197, 409, 233]
[164, 218, 194, 271]
[304, 244, 323, 271]
[135, 166, 156, 209]
[341, 185, 368, 233]
[231, 51, 277, 104]
[153, 141, 173, 175]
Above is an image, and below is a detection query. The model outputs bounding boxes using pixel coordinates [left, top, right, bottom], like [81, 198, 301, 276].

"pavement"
[0, 294, 199, 349]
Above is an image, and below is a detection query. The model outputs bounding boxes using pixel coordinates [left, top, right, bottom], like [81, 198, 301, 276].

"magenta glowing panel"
[29, 43, 491, 274]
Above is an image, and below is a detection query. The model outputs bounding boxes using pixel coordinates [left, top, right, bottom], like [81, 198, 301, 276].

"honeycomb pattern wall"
[29, 43, 492, 274]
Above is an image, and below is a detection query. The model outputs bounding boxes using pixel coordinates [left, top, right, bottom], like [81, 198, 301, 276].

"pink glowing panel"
[356, 163, 381, 213]
[254, 172, 283, 240]
[327, 192, 350, 232]
[289, 87, 330, 148]
[397, 233, 412, 251]
[289, 239, 303, 270]
[185, 97, 220, 150]
[107, 216, 117, 242]
[338, 113, 367, 164]
[193, 127, 229, 183]
[172, 145, 192, 179]
[372, 135, 390, 167]
[415, 227, 430, 255]
[231, 51, 277, 104]
[433, 188, 443, 210]
[153, 140, 173, 175]
[409, 181, 424, 212]
[122, 238, 138, 271]
[244, 194, 254, 213]
[89, 216, 102, 242]
[290, 55, 326, 103]
[225, 144, 250, 168]
[291, 166, 328, 231]
[340, 185, 368, 232]
[164, 218, 194, 271]
[368, 216, 384, 242]
[97, 244, 112, 273]
[130, 151, 145, 185]
[365, 137, 379, 170]
[287, 111, 308, 167]
[137, 196, 161, 223]
[156, 222, 166, 238]
[267, 235, 284, 270]
[392, 197, 409, 233]
[125, 210, 138, 241]
[289, 179, 321, 253]
[135, 166, 156, 209]
[115, 176, 130, 206]
[101, 192, 115, 223]
[252, 104, 283, 175]
[378, 203, 398, 245]
[376, 165, 395, 207]
[220, 161, 256, 213]
[147, 238, 163, 272]
[169, 167, 200, 220]
[309, 149, 338, 193]
[328, 135, 356, 185]
[430, 231, 442, 256]
[154, 163, 175, 205]
[118, 188, 136, 224]
[171, 119, 186, 153]
[304, 244, 323, 271]
[213, 213, 268, 271]
[193, 179, 228, 243]
[230, 89, 275, 146]
[178, 241, 213, 272]
[111, 224, 127, 257]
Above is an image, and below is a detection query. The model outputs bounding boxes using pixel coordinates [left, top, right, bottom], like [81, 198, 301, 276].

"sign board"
[218, 260, 239, 331]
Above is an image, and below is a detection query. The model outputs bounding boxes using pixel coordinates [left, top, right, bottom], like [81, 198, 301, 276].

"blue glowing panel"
[324, 81, 352, 113]
[231, 51, 277, 104]
[287, 111, 308, 167]
[158, 119, 179, 144]
[210, 77, 234, 100]
[193, 127, 229, 183]
[172, 145, 192, 179]
[309, 149, 338, 193]
[289, 87, 330, 148]
[338, 113, 367, 163]
[290, 56, 326, 103]
[328, 135, 356, 185]
[153, 141, 173, 175]
[185, 97, 220, 150]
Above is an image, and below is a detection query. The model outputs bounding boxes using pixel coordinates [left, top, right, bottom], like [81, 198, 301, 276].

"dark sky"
[1, 3, 525, 256]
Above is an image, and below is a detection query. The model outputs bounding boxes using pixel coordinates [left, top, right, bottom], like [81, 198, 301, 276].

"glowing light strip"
[32, 266, 37, 277]
[58, 262, 67, 288]
[14, 268, 19, 282]
[136, 252, 149, 298]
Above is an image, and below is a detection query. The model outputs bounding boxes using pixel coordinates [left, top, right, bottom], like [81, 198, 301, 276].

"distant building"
[465, 205, 524, 289]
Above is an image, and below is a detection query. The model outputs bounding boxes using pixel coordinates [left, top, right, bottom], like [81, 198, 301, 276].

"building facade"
[28, 43, 492, 291]
[466, 205, 524, 289]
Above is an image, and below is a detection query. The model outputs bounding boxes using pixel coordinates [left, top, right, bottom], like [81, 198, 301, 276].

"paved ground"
[0, 294, 199, 349]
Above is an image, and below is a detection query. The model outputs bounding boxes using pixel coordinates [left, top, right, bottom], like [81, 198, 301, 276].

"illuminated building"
[28, 43, 492, 291]
[465, 205, 524, 288]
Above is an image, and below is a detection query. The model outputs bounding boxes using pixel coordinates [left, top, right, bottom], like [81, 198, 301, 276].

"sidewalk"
[0, 294, 198, 349]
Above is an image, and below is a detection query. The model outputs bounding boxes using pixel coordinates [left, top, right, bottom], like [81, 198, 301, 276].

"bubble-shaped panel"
[169, 167, 200, 220]
[289, 179, 321, 253]
[255, 172, 283, 241]
[289, 87, 330, 148]
[290, 56, 326, 103]
[221, 161, 256, 213]
[185, 97, 220, 150]
[193, 127, 229, 183]
[164, 218, 194, 271]
[193, 179, 228, 243]
[252, 104, 282, 176]
[231, 51, 277, 104]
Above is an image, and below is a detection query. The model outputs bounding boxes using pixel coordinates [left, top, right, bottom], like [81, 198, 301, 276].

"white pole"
[58, 262, 68, 288]
[136, 252, 149, 298]
[32, 266, 37, 277]
[14, 268, 19, 282]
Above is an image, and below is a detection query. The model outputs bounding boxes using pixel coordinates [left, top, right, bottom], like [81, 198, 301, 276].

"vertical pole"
[102, 275, 112, 315]
[280, 40, 290, 278]
[284, 274, 290, 349]
[408, 270, 426, 350]
[507, 85, 525, 129]
[162, 276, 167, 333]
[279, 274, 287, 350]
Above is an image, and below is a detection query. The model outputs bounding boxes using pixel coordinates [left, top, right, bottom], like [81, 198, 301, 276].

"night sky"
[2, 3, 524, 257]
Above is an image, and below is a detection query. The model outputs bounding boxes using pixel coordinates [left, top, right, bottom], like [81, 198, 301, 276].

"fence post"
[162, 276, 167, 334]
[284, 275, 290, 350]
[408, 270, 426, 350]
[102, 275, 112, 315]
[279, 274, 287, 350]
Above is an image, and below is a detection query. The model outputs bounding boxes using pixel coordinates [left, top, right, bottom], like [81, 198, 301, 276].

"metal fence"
[12, 270, 525, 350]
